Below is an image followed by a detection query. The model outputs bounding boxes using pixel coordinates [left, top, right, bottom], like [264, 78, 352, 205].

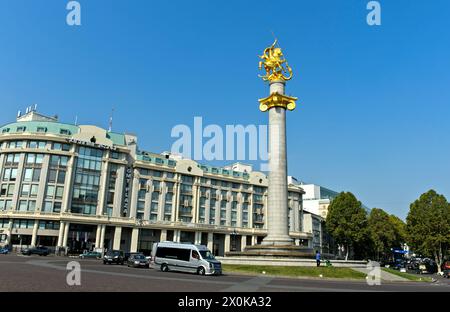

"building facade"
[287, 178, 339, 219]
[0, 110, 311, 256]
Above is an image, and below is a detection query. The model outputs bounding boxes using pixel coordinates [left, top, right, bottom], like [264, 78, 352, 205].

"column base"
[261, 235, 293, 246]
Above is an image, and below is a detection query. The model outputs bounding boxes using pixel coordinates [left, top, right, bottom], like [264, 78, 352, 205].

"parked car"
[407, 258, 421, 271]
[0, 247, 9, 254]
[103, 250, 124, 265]
[127, 254, 149, 268]
[21, 246, 50, 256]
[441, 261, 450, 279]
[416, 258, 438, 274]
[124, 252, 144, 262]
[441, 261, 450, 271]
[79, 251, 102, 259]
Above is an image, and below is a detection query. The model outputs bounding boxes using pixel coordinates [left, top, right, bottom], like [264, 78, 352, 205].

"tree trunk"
[345, 245, 349, 261]
[436, 244, 443, 274]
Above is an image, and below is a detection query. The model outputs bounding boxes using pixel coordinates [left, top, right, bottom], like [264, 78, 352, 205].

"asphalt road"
[0, 254, 449, 292]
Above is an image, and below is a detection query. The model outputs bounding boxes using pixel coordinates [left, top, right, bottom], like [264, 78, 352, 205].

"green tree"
[406, 190, 450, 273]
[326, 192, 368, 260]
[389, 214, 407, 248]
[368, 208, 396, 261]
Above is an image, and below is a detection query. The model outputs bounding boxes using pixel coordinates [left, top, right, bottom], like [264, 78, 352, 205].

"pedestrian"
[316, 250, 321, 267]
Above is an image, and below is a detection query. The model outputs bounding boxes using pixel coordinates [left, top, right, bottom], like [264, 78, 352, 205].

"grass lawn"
[382, 268, 433, 282]
[222, 264, 367, 280]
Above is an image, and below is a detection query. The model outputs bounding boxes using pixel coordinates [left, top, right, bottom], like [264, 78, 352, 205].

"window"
[20, 184, 37, 197]
[16, 126, 26, 132]
[18, 200, 27, 211]
[52, 142, 70, 151]
[0, 184, 14, 197]
[28, 141, 46, 149]
[3, 168, 18, 181]
[60, 129, 71, 135]
[111, 151, 120, 159]
[36, 127, 47, 133]
[5, 153, 20, 165]
[26, 153, 44, 165]
[50, 155, 69, 167]
[39, 221, 60, 230]
[138, 189, 146, 200]
[13, 219, 34, 229]
[71, 147, 103, 215]
[23, 168, 41, 182]
[2, 128, 10, 133]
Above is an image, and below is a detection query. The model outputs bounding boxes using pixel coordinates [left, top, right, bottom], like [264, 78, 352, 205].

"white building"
[0, 109, 312, 257]
[287, 177, 339, 219]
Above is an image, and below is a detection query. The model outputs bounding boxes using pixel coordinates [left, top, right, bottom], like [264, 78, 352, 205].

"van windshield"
[199, 250, 215, 260]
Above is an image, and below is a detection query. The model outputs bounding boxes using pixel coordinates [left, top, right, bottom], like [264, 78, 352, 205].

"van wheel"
[197, 266, 206, 276]
[161, 264, 169, 272]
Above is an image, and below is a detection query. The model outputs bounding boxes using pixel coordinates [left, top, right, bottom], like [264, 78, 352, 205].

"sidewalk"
[352, 267, 409, 282]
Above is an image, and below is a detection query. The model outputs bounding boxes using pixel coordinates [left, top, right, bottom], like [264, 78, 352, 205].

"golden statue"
[258, 39, 293, 82]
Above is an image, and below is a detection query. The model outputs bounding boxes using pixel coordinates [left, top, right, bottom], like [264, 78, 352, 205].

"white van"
[150, 241, 222, 275]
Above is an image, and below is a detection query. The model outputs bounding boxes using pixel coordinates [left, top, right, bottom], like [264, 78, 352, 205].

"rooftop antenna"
[108, 107, 114, 132]
[33, 104, 37, 111]
[17, 110, 21, 118]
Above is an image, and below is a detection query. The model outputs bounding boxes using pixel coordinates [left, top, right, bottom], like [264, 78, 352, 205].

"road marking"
[221, 276, 274, 292]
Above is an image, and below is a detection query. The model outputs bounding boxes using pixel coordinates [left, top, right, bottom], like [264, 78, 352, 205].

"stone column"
[194, 231, 202, 245]
[113, 226, 122, 250]
[95, 225, 102, 249]
[173, 229, 180, 242]
[241, 235, 247, 251]
[207, 232, 213, 251]
[62, 222, 70, 247]
[5, 219, 13, 246]
[224, 234, 231, 253]
[31, 220, 39, 246]
[160, 229, 167, 242]
[130, 228, 139, 252]
[99, 225, 106, 250]
[262, 81, 292, 246]
[57, 222, 65, 247]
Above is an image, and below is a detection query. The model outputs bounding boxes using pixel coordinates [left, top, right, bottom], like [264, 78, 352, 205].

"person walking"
[316, 250, 321, 267]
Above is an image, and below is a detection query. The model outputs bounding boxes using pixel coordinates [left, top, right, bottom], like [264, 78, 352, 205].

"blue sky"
[1, 0, 449, 220]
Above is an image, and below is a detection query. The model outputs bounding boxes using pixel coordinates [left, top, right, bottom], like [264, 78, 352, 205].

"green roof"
[0, 121, 126, 146]
[0, 121, 79, 136]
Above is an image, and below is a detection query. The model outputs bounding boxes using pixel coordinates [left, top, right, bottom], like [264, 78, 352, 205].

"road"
[0, 254, 449, 292]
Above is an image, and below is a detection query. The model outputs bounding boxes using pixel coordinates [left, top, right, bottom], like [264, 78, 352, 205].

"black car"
[103, 250, 125, 265]
[21, 246, 50, 256]
[127, 254, 149, 268]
